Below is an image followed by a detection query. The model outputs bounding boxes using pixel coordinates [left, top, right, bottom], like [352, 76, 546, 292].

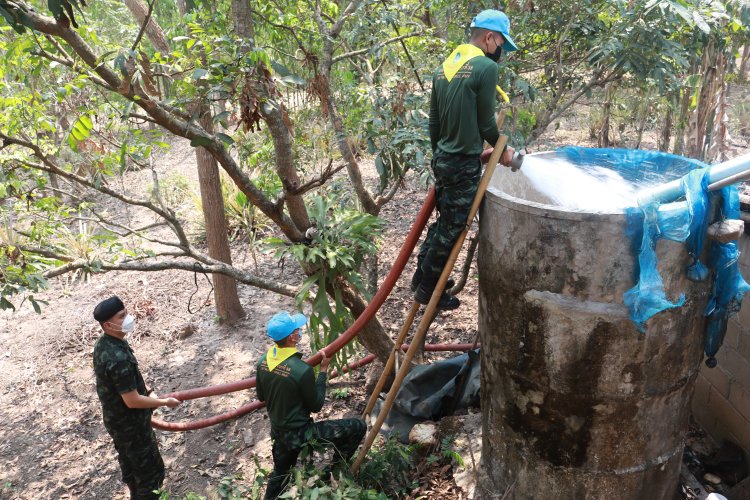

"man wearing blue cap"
[413, 9, 518, 310]
[256, 311, 366, 499]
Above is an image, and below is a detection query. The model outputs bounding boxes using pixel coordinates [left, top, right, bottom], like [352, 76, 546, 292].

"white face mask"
[120, 314, 136, 333]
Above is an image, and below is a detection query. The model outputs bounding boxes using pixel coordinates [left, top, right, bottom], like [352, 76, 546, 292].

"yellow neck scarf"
[266, 346, 299, 372]
[442, 44, 485, 82]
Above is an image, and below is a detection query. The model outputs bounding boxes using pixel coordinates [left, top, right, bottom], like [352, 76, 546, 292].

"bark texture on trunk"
[122, 0, 170, 53]
[196, 111, 245, 322]
[684, 39, 725, 161]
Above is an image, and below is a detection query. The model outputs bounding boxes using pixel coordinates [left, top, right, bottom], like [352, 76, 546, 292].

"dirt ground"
[0, 131, 488, 499]
[2, 87, 750, 499]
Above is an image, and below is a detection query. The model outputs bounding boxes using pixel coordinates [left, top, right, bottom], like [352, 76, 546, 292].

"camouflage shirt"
[92, 334, 151, 434]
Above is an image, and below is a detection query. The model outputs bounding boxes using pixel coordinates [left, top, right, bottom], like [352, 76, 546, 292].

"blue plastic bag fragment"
[682, 169, 711, 282]
[624, 202, 685, 331]
[624, 167, 710, 330]
[702, 187, 750, 367]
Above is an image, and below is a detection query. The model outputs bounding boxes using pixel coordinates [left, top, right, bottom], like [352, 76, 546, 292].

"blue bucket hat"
[267, 311, 307, 342]
[470, 9, 518, 52]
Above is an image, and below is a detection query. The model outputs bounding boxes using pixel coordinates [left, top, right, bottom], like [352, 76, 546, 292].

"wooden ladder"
[351, 132, 508, 474]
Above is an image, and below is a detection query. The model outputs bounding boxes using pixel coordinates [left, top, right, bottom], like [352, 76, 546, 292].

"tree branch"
[4, 137, 192, 248]
[16, 244, 74, 262]
[375, 175, 403, 208]
[5, 4, 303, 241]
[332, 30, 425, 63]
[288, 160, 347, 196]
[44, 257, 299, 297]
[131, 0, 157, 52]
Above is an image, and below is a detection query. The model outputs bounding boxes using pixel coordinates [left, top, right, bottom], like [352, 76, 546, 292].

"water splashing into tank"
[520, 155, 639, 211]
[490, 147, 705, 213]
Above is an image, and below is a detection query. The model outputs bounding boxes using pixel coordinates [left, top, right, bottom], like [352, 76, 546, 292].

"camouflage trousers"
[418, 152, 482, 280]
[109, 425, 165, 500]
[264, 418, 367, 500]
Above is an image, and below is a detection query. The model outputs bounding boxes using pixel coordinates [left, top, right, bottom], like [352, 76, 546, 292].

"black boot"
[410, 267, 455, 292]
[414, 276, 460, 310]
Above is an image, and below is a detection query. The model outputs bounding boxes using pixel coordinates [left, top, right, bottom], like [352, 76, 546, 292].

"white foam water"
[519, 155, 640, 212]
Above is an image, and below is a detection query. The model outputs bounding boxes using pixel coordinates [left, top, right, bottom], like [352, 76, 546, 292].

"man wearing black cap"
[92, 296, 180, 499]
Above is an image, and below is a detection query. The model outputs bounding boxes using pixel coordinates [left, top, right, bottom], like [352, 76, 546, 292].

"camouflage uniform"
[417, 47, 501, 291]
[93, 334, 164, 499]
[418, 154, 482, 278]
[256, 351, 366, 500]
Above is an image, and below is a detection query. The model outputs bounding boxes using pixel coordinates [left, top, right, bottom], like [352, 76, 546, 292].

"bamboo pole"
[362, 301, 420, 418]
[351, 134, 509, 474]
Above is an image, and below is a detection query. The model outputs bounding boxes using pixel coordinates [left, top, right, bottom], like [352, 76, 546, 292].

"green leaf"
[79, 114, 92, 129]
[121, 100, 134, 120]
[0, 6, 21, 30]
[71, 127, 86, 141]
[280, 74, 306, 86]
[692, 11, 710, 34]
[0, 297, 15, 311]
[48, 0, 63, 18]
[29, 296, 41, 314]
[190, 136, 212, 147]
[213, 111, 231, 124]
[191, 68, 209, 81]
[215, 132, 234, 145]
[114, 54, 128, 77]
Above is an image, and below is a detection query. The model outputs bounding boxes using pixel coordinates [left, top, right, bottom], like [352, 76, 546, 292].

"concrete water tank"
[478, 151, 710, 498]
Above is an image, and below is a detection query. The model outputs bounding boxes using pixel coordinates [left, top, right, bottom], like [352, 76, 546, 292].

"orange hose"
[152, 343, 477, 431]
[153, 189, 439, 431]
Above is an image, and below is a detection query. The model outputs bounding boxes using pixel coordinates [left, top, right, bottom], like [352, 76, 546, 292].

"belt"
[434, 151, 481, 161]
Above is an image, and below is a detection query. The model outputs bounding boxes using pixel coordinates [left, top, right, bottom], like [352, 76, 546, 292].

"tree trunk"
[739, 45, 750, 82]
[672, 59, 698, 157]
[230, 0, 309, 231]
[173, 0, 243, 323]
[196, 110, 245, 322]
[707, 53, 729, 163]
[338, 283, 396, 364]
[658, 104, 673, 152]
[634, 89, 650, 150]
[122, 0, 170, 54]
[317, 18, 380, 216]
[229, 0, 394, 362]
[684, 39, 723, 161]
[598, 83, 615, 148]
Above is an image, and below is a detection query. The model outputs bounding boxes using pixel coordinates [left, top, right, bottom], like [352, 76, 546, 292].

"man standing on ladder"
[413, 9, 518, 310]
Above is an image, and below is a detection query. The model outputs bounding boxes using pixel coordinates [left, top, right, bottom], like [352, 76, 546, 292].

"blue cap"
[470, 10, 518, 52]
[267, 311, 307, 341]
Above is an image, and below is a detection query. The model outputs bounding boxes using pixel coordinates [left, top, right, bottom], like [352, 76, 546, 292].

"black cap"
[93, 296, 124, 323]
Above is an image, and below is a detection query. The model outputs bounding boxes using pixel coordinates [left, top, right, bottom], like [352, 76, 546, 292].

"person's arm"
[107, 359, 180, 410]
[299, 350, 331, 413]
[477, 64, 500, 147]
[121, 391, 180, 409]
[428, 74, 440, 153]
[256, 367, 266, 402]
[477, 65, 515, 166]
